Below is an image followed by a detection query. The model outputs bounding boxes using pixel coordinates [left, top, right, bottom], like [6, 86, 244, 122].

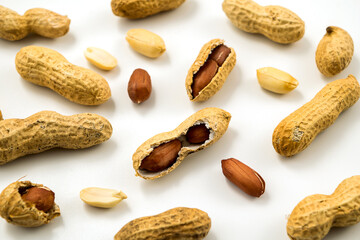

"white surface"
[0, 0, 360, 239]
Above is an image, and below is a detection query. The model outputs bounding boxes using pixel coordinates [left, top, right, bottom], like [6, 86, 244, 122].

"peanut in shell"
[0, 181, 60, 227]
[185, 39, 236, 102]
[133, 107, 231, 179]
[114, 207, 211, 240]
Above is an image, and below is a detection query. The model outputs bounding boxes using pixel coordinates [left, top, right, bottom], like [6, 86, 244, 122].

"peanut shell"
[111, 0, 186, 19]
[114, 207, 211, 240]
[315, 26, 354, 77]
[133, 107, 231, 179]
[273, 75, 360, 157]
[15, 46, 111, 105]
[0, 111, 113, 165]
[0, 181, 60, 227]
[185, 39, 236, 102]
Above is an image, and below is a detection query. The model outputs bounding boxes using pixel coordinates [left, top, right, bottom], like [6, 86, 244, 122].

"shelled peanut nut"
[133, 107, 231, 179]
[128, 68, 152, 104]
[126, 29, 166, 58]
[256, 67, 299, 94]
[0, 181, 60, 227]
[185, 39, 236, 102]
[80, 187, 127, 208]
[84, 47, 117, 70]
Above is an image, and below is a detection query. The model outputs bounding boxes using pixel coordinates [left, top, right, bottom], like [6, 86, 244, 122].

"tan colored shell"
[315, 26, 354, 77]
[273, 75, 360, 157]
[15, 46, 111, 105]
[287, 175, 360, 240]
[0, 181, 60, 227]
[114, 207, 211, 240]
[0, 111, 113, 165]
[111, 0, 186, 19]
[222, 0, 305, 44]
[185, 39, 236, 102]
[0, 5, 70, 41]
[133, 107, 231, 179]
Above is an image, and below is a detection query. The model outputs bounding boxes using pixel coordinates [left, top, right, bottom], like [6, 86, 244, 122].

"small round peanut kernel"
[21, 187, 55, 212]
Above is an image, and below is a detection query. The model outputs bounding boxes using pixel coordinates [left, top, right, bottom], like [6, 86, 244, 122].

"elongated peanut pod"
[273, 75, 360, 157]
[111, 0, 186, 19]
[15, 46, 111, 105]
[287, 175, 360, 240]
[0, 111, 113, 165]
[0, 6, 70, 41]
[222, 0, 305, 44]
[133, 107, 231, 179]
[114, 207, 211, 240]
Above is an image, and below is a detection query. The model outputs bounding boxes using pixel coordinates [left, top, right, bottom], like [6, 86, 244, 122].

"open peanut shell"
[185, 39, 236, 102]
[0, 181, 60, 227]
[133, 107, 231, 179]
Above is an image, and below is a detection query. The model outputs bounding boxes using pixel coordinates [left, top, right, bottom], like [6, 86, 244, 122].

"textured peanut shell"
[185, 39, 236, 102]
[0, 181, 60, 227]
[0, 5, 70, 41]
[273, 75, 360, 157]
[133, 107, 231, 179]
[287, 175, 360, 240]
[114, 207, 211, 240]
[111, 0, 186, 19]
[315, 26, 354, 77]
[222, 0, 305, 44]
[0, 111, 113, 165]
[15, 46, 111, 105]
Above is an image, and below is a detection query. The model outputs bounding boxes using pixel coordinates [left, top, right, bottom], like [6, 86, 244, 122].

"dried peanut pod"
[114, 207, 211, 239]
[185, 39, 236, 102]
[0, 181, 60, 227]
[316, 26, 354, 77]
[287, 175, 360, 240]
[80, 187, 127, 208]
[133, 107, 231, 179]
[0, 111, 113, 165]
[222, 0, 305, 44]
[111, 0, 186, 19]
[273, 75, 360, 157]
[15, 46, 111, 105]
[0, 5, 70, 41]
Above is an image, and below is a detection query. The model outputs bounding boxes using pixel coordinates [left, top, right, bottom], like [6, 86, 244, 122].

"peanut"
[111, 0, 186, 19]
[127, 68, 152, 104]
[287, 175, 360, 240]
[256, 67, 299, 94]
[186, 39, 236, 102]
[21, 187, 55, 212]
[114, 207, 211, 240]
[0, 111, 113, 165]
[133, 107, 231, 179]
[273, 75, 360, 157]
[0, 181, 60, 227]
[84, 47, 117, 70]
[126, 28, 166, 58]
[316, 26, 354, 77]
[186, 124, 210, 144]
[221, 158, 265, 197]
[15, 46, 111, 105]
[80, 187, 127, 208]
[222, 0, 305, 44]
[0, 5, 70, 41]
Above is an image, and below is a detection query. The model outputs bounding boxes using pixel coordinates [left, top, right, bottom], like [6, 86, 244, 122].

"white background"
[0, 0, 360, 239]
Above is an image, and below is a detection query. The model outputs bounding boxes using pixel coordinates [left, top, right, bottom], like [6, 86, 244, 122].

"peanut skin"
[222, 0, 305, 44]
[0, 111, 112, 165]
[15, 46, 111, 105]
[273, 75, 360, 157]
[0, 5, 70, 41]
[287, 175, 360, 240]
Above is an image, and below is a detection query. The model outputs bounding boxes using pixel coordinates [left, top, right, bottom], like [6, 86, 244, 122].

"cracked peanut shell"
[0, 111, 113, 165]
[15, 46, 111, 105]
[111, 0, 186, 19]
[133, 107, 231, 179]
[0, 181, 60, 227]
[273, 75, 360, 157]
[114, 207, 211, 240]
[185, 39, 236, 102]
